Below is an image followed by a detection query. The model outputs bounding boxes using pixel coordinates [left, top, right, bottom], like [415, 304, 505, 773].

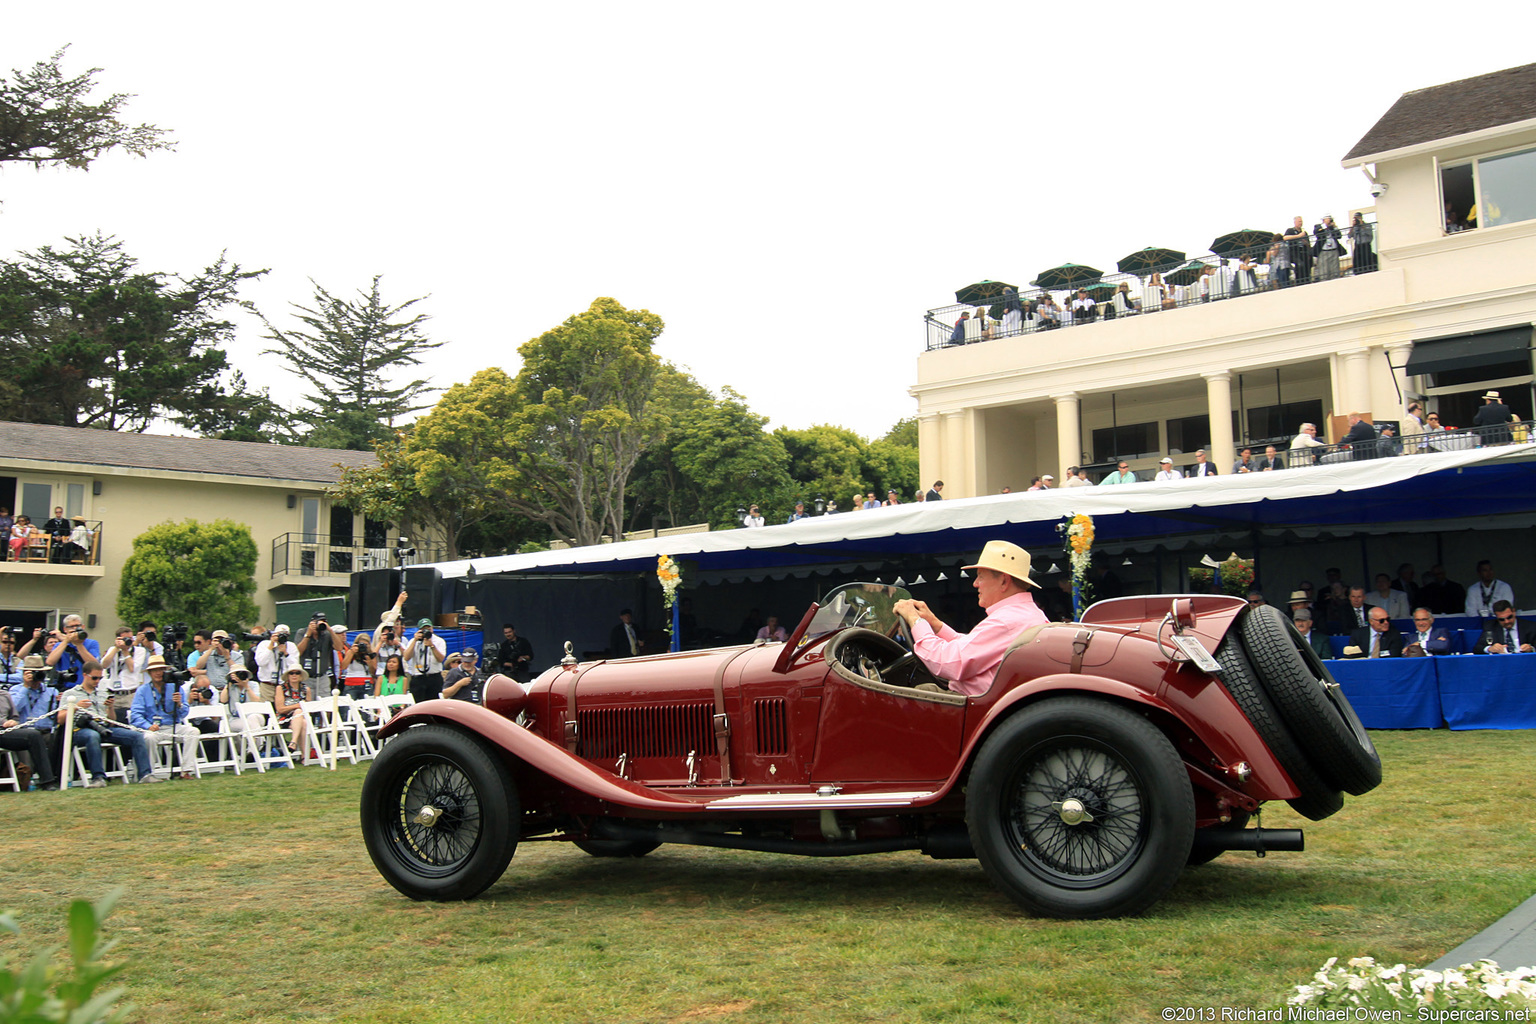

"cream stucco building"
[912, 63, 1536, 496]
[0, 421, 415, 634]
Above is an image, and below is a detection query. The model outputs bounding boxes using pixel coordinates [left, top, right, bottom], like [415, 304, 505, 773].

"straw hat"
[1482, 390, 1501, 400]
[282, 665, 310, 683]
[1288, 591, 1310, 603]
[962, 540, 1041, 589]
[144, 655, 170, 672]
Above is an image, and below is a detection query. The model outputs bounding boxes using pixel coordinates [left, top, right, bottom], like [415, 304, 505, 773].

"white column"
[943, 411, 966, 497]
[1052, 392, 1081, 476]
[917, 414, 941, 498]
[1340, 349, 1372, 417]
[1204, 372, 1234, 461]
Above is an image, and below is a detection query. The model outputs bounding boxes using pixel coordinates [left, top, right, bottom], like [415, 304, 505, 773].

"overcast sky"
[3, 4, 1532, 441]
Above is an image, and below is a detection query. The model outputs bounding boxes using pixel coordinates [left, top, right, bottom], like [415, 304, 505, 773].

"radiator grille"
[577, 703, 714, 760]
[753, 698, 788, 754]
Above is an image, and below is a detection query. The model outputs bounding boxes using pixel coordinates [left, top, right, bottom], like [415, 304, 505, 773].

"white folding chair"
[962, 317, 982, 343]
[0, 751, 24, 792]
[184, 705, 241, 775]
[351, 696, 390, 759]
[71, 734, 131, 786]
[300, 699, 361, 768]
[236, 701, 295, 772]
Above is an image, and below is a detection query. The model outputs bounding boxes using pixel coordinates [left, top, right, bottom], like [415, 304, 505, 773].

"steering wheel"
[884, 650, 921, 679]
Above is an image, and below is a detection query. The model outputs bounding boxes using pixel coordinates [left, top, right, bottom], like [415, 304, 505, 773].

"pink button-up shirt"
[911, 591, 1048, 696]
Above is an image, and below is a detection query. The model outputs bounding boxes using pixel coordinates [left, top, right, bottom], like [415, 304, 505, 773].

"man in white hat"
[1153, 458, 1181, 482]
[1472, 390, 1513, 444]
[129, 654, 202, 779]
[892, 541, 1048, 696]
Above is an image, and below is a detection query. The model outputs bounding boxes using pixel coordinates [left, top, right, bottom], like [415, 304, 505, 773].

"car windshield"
[804, 583, 913, 644]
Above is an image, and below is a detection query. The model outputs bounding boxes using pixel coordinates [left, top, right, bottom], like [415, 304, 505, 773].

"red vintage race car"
[360, 584, 1380, 919]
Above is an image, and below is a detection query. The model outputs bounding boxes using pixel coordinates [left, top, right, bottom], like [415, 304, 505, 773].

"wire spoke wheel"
[967, 698, 1193, 918]
[361, 724, 517, 901]
[1010, 743, 1146, 884]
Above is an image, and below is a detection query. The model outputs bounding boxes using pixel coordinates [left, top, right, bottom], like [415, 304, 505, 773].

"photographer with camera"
[159, 624, 190, 673]
[254, 625, 301, 706]
[339, 632, 377, 700]
[56, 665, 158, 786]
[492, 623, 535, 683]
[0, 629, 24, 686]
[296, 612, 339, 701]
[1, 656, 60, 790]
[129, 655, 199, 780]
[402, 618, 446, 704]
[44, 614, 100, 684]
[442, 649, 483, 704]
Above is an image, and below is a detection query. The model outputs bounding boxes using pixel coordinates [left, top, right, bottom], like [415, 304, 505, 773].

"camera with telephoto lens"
[190, 684, 214, 703]
[218, 636, 235, 650]
[240, 632, 265, 643]
[162, 623, 188, 644]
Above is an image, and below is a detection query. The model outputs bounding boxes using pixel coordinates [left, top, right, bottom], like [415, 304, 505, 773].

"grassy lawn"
[2, 729, 1532, 1024]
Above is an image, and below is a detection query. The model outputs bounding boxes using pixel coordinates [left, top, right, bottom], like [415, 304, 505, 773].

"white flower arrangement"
[1289, 956, 1536, 1012]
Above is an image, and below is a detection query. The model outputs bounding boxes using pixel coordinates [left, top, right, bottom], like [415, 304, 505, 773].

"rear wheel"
[1238, 605, 1381, 795]
[361, 724, 517, 900]
[966, 697, 1194, 919]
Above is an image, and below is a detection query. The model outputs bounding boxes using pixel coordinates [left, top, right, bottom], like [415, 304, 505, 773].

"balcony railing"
[270, 534, 448, 580]
[0, 520, 104, 569]
[923, 224, 1379, 351]
[1232, 421, 1532, 470]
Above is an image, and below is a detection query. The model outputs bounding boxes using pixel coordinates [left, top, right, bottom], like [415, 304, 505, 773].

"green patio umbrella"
[1209, 229, 1275, 257]
[1115, 247, 1185, 275]
[1030, 263, 1103, 290]
[954, 279, 1018, 306]
[1165, 260, 1209, 287]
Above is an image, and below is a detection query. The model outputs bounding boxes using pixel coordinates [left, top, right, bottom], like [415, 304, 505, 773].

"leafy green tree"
[116, 520, 260, 630]
[499, 298, 663, 546]
[261, 276, 443, 451]
[775, 424, 870, 508]
[864, 437, 919, 502]
[0, 233, 264, 431]
[0, 47, 173, 172]
[883, 416, 918, 448]
[171, 370, 292, 443]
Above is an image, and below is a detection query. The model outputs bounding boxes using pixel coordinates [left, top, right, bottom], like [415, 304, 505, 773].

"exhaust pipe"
[1190, 827, 1304, 858]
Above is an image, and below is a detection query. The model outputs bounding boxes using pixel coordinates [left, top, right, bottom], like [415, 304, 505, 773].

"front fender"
[377, 700, 702, 814]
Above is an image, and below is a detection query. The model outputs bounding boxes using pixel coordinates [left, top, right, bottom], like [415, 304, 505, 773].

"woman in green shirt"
[374, 653, 408, 698]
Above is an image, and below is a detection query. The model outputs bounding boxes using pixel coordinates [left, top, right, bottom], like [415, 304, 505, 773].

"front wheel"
[966, 697, 1194, 919]
[361, 724, 518, 900]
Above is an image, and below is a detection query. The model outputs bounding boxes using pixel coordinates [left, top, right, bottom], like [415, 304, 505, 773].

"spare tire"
[1214, 634, 1343, 821]
[1237, 605, 1381, 796]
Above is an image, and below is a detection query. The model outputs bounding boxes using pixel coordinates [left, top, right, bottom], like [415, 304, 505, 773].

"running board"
[703, 790, 937, 812]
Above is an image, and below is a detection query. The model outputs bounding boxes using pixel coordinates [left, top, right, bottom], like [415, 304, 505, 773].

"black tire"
[360, 724, 517, 901]
[1186, 810, 1251, 866]
[966, 697, 1195, 919]
[1238, 605, 1381, 796]
[1214, 634, 1344, 821]
[572, 839, 662, 858]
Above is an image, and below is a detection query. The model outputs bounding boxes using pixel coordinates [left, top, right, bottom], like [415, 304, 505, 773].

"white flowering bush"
[1289, 956, 1536, 1012]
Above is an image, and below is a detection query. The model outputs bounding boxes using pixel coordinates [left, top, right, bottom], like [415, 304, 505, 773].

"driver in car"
[892, 540, 1047, 696]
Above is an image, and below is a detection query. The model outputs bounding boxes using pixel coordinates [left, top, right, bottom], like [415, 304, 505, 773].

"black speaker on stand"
[402, 566, 443, 625]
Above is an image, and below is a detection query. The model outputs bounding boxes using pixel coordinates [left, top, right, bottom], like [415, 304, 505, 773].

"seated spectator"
[1341, 412, 1376, 459]
[1070, 289, 1097, 322]
[274, 666, 310, 756]
[1232, 448, 1256, 474]
[1344, 608, 1404, 658]
[1287, 590, 1311, 620]
[57, 665, 157, 785]
[1330, 585, 1370, 634]
[1292, 611, 1332, 660]
[756, 616, 788, 643]
[1418, 564, 1466, 615]
[948, 311, 968, 345]
[884, 489, 901, 506]
[1110, 281, 1140, 316]
[1063, 467, 1090, 487]
[220, 665, 261, 729]
[787, 502, 808, 523]
[1246, 590, 1267, 608]
[1258, 445, 1285, 471]
[1376, 424, 1402, 457]
[442, 649, 483, 703]
[1289, 422, 1326, 465]
[1154, 458, 1182, 482]
[862, 492, 880, 510]
[129, 655, 200, 779]
[1036, 295, 1062, 329]
[1392, 564, 1420, 607]
[1, 658, 59, 789]
[9, 515, 32, 559]
[1473, 601, 1536, 654]
[65, 517, 93, 562]
[1403, 608, 1453, 657]
[1189, 450, 1218, 478]
[1465, 560, 1515, 620]
[1144, 273, 1167, 310]
[1026, 477, 1043, 491]
[974, 307, 995, 341]
[374, 654, 409, 698]
[1363, 573, 1410, 618]
[1236, 253, 1260, 294]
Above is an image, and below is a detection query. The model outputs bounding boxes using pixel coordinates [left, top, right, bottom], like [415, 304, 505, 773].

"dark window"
[1246, 400, 1325, 443]
[1441, 163, 1475, 231]
[1091, 422, 1159, 463]
[330, 505, 354, 546]
[1165, 415, 1210, 454]
[363, 516, 389, 548]
[1432, 358, 1529, 388]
